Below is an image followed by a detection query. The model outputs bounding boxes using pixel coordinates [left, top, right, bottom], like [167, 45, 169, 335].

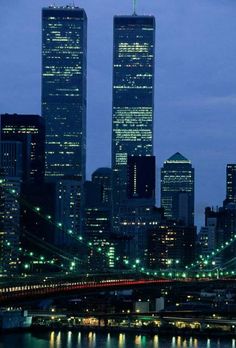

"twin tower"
[42, 6, 155, 207]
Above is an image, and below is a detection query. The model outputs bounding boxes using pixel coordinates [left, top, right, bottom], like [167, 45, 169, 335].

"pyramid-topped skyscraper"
[161, 152, 195, 226]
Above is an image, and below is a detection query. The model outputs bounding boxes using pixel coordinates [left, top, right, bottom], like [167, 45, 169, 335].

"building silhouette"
[0, 142, 23, 274]
[42, 6, 87, 182]
[92, 168, 112, 207]
[161, 152, 195, 226]
[111, 14, 156, 215]
[148, 221, 196, 269]
[0, 114, 45, 183]
[226, 164, 236, 204]
[127, 155, 155, 203]
[83, 169, 114, 271]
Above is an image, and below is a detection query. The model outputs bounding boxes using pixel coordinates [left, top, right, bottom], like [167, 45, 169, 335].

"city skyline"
[1, 0, 236, 227]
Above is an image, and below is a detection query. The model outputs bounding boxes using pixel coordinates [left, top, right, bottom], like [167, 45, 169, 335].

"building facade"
[127, 155, 155, 203]
[42, 6, 87, 181]
[148, 222, 196, 269]
[91, 168, 112, 207]
[0, 142, 23, 274]
[0, 114, 45, 183]
[112, 14, 155, 210]
[55, 177, 82, 247]
[83, 170, 114, 271]
[226, 164, 236, 203]
[161, 152, 195, 226]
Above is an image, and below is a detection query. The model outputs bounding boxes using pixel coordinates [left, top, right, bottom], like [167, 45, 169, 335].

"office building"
[161, 152, 194, 226]
[55, 177, 82, 247]
[0, 142, 23, 274]
[226, 164, 236, 203]
[112, 14, 155, 209]
[42, 6, 87, 181]
[127, 155, 155, 203]
[0, 114, 45, 183]
[119, 206, 164, 266]
[148, 222, 196, 269]
[205, 204, 236, 267]
[83, 169, 114, 271]
[92, 168, 112, 207]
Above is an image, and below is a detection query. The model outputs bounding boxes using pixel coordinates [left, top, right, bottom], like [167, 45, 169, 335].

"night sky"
[1, 0, 236, 227]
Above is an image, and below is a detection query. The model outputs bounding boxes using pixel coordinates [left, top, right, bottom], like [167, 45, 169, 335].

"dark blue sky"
[1, 0, 236, 227]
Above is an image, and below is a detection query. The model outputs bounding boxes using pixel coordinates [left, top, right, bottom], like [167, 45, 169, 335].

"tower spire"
[133, 0, 137, 15]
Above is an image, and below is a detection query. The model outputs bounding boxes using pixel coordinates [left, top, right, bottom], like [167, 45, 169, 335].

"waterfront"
[0, 331, 235, 348]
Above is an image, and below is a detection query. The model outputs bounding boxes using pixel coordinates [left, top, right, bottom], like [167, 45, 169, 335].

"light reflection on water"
[153, 335, 159, 348]
[1, 331, 236, 348]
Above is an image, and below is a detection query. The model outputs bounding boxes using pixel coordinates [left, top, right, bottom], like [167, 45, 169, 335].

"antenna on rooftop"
[133, 0, 137, 15]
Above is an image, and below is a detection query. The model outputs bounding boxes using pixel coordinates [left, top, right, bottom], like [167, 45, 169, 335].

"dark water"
[0, 331, 235, 348]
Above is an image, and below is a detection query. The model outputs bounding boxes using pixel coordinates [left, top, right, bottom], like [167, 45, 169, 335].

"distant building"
[0, 113, 45, 183]
[161, 152, 194, 226]
[83, 169, 114, 271]
[226, 164, 236, 203]
[119, 205, 164, 267]
[85, 207, 113, 271]
[0, 141, 22, 178]
[127, 156, 155, 204]
[112, 14, 155, 217]
[198, 226, 216, 256]
[92, 168, 112, 207]
[134, 301, 150, 313]
[205, 204, 236, 267]
[42, 6, 87, 181]
[55, 177, 82, 247]
[0, 141, 23, 274]
[148, 221, 196, 269]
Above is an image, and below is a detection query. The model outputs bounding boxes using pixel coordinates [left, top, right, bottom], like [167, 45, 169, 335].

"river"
[0, 331, 235, 348]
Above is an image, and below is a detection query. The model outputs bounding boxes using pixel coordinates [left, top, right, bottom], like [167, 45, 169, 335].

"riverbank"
[29, 323, 236, 339]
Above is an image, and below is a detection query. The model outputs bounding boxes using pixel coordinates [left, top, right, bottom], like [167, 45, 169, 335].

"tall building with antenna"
[111, 10, 156, 220]
[42, 6, 87, 182]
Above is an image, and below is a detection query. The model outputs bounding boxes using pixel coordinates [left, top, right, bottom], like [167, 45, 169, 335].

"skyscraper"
[127, 155, 155, 203]
[42, 6, 87, 181]
[0, 141, 22, 274]
[112, 14, 155, 208]
[0, 114, 45, 183]
[147, 222, 196, 269]
[55, 177, 82, 246]
[226, 164, 236, 203]
[92, 168, 112, 207]
[0, 141, 23, 179]
[83, 168, 114, 271]
[161, 152, 195, 226]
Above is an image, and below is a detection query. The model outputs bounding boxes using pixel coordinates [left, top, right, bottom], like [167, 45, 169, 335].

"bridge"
[1, 274, 236, 305]
[1, 183, 236, 305]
